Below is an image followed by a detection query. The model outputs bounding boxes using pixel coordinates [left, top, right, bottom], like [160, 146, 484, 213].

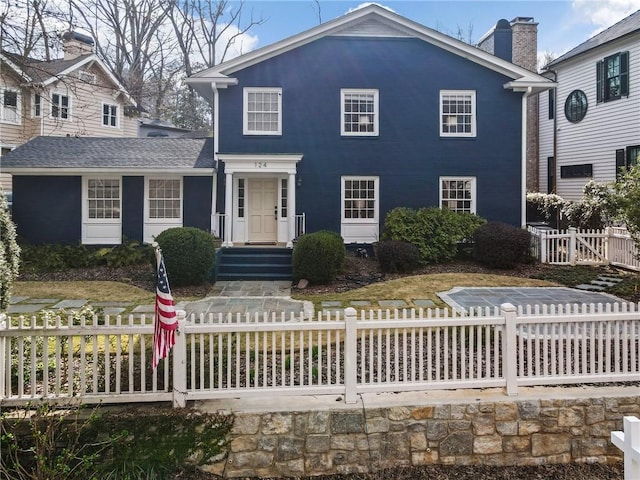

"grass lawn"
[13, 281, 156, 304]
[292, 272, 558, 309]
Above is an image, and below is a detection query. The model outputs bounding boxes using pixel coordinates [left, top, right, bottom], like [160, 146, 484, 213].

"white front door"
[248, 178, 277, 243]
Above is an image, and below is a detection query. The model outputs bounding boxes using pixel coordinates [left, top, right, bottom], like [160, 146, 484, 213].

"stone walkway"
[6, 282, 629, 319]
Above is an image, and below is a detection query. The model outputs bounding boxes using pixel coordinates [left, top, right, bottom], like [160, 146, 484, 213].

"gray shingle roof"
[1, 51, 95, 82]
[0, 137, 215, 170]
[548, 9, 640, 67]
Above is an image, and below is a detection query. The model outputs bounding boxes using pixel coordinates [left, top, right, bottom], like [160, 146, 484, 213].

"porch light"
[296, 176, 302, 188]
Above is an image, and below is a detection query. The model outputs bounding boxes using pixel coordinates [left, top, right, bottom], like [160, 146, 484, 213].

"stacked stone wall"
[205, 391, 639, 478]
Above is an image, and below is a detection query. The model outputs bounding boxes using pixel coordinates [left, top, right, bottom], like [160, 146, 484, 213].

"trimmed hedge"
[154, 227, 216, 287]
[472, 222, 531, 269]
[292, 230, 346, 284]
[381, 207, 486, 264]
[375, 240, 420, 273]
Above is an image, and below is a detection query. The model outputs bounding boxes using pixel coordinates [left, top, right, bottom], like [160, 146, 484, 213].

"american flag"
[152, 247, 178, 370]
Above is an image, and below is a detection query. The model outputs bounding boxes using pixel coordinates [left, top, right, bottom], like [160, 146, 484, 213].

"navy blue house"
[187, 5, 553, 248]
[2, 5, 553, 247]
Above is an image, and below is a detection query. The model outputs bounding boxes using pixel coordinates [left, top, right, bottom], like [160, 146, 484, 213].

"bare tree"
[0, 0, 62, 59]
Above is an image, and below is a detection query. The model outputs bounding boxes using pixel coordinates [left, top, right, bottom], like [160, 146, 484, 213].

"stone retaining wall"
[203, 389, 639, 478]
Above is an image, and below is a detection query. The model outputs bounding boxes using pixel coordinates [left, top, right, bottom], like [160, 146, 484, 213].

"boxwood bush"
[375, 240, 420, 273]
[154, 227, 216, 287]
[472, 222, 531, 269]
[381, 207, 485, 264]
[292, 230, 346, 284]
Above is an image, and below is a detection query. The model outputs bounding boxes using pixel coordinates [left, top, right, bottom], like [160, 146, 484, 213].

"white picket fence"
[612, 416, 640, 480]
[1, 302, 639, 408]
[528, 225, 640, 271]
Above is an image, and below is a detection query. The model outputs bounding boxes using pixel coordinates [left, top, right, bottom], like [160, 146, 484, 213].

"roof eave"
[503, 79, 557, 94]
[3, 167, 215, 175]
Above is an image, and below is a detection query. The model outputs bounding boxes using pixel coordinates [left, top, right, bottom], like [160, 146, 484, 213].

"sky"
[229, 0, 640, 67]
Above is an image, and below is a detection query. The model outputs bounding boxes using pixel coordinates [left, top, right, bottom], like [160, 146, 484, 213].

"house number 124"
[255, 162, 267, 168]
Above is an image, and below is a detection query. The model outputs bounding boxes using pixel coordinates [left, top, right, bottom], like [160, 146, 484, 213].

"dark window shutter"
[616, 149, 626, 176]
[620, 51, 629, 97]
[596, 60, 604, 103]
[548, 89, 554, 119]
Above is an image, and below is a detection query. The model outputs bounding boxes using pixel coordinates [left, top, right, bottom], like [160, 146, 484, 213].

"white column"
[287, 173, 296, 248]
[223, 172, 233, 247]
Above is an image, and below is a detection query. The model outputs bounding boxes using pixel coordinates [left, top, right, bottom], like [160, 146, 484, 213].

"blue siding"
[183, 176, 213, 231]
[12, 176, 81, 244]
[217, 36, 524, 231]
[122, 176, 144, 242]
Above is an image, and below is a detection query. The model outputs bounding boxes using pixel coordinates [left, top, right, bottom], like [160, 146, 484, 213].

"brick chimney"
[61, 31, 95, 60]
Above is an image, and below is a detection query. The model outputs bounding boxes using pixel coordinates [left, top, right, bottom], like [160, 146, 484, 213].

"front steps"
[215, 247, 293, 281]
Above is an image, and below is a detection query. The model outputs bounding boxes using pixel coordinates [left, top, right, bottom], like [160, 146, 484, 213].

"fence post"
[604, 226, 611, 265]
[172, 310, 187, 408]
[501, 303, 518, 396]
[611, 416, 640, 480]
[568, 227, 577, 265]
[344, 307, 358, 404]
[0, 314, 6, 399]
[540, 230, 547, 263]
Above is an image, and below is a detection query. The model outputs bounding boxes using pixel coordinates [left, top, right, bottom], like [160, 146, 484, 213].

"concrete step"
[574, 283, 607, 291]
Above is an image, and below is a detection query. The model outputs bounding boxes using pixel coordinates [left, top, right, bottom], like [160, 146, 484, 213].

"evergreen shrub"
[292, 230, 346, 284]
[154, 227, 216, 287]
[375, 240, 420, 273]
[473, 222, 531, 269]
[381, 207, 485, 264]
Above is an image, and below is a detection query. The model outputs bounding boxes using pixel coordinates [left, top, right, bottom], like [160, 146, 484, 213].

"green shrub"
[381, 207, 486, 264]
[154, 227, 216, 287]
[375, 240, 420, 273]
[19, 243, 98, 273]
[95, 239, 152, 268]
[292, 230, 346, 284]
[473, 222, 531, 269]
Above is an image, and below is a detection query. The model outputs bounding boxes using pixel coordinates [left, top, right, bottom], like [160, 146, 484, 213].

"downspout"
[549, 70, 558, 194]
[211, 83, 219, 237]
[521, 86, 534, 227]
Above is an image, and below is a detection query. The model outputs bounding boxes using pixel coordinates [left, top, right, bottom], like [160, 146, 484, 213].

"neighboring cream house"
[0, 32, 139, 191]
[538, 10, 639, 200]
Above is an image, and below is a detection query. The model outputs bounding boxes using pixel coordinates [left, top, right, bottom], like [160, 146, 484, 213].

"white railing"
[295, 213, 306, 238]
[1, 303, 639, 407]
[528, 225, 640, 271]
[612, 416, 640, 480]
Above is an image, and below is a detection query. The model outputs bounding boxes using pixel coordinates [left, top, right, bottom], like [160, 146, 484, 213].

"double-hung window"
[87, 179, 121, 220]
[243, 87, 282, 135]
[148, 179, 182, 220]
[33, 93, 41, 117]
[440, 90, 476, 137]
[597, 52, 629, 103]
[1, 89, 20, 124]
[342, 177, 378, 220]
[51, 93, 70, 120]
[440, 177, 476, 214]
[341, 89, 379, 136]
[102, 103, 118, 127]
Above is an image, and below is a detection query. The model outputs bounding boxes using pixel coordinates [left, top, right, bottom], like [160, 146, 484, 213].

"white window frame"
[84, 177, 122, 222]
[145, 177, 183, 222]
[439, 176, 477, 214]
[50, 91, 71, 120]
[341, 89, 379, 137]
[102, 102, 119, 128]
[439, 90, 476, 138]
[341, 176, 379, 223]
[32, 92, 42, 118]
[243, 87, 282, 135]
[1, 88, 21, 124]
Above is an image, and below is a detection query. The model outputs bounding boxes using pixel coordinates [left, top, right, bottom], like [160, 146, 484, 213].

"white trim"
[144, 176, 183, 244]
[50, 90, 71, 121]
[217, 153, 303, 174]
[0, 88, 21, 125]
[101, 102, 120, 128]
[81, 176, 122, 245]
[521, 88, 533, 227]
[341, 89, 379, 137]
[31, 92, 42, 118]
[341, 176, 379, 243]
[439, 176, 477, 214]
[439, 90, 476, 138]
[243, 87, 282, 135]
[187, 5, 553, 95]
